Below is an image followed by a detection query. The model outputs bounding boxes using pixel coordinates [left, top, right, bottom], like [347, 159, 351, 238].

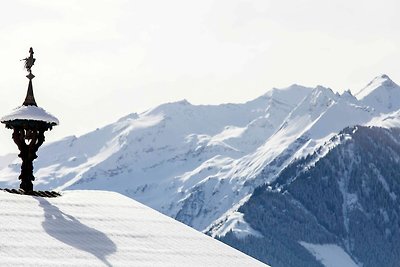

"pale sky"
[0, 0, 399, 154]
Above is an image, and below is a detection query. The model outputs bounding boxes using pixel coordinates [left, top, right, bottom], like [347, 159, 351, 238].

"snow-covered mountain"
[1, 74, 400, 266]
[219, 125, 400, 267]
[356, 74, 400, 113]
[0, 84, 315, 231]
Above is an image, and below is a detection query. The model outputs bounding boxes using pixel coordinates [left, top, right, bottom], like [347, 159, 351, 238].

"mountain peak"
[355, 74, 400, 113]
[356, 74, 398, 100]
[311, 85, 336, 101]
[340, 89, 357, 102]
[260, 84, 312, 107]
[367, 74, 395, 87]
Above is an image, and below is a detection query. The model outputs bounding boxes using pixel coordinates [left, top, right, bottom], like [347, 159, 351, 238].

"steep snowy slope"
[0, 190, 265, 266]
[208, 75, 400, 238]
[220, 126, 400, 267]
[208, 86, 375, 237]
[356, 74, 400, 113]
[366, 108, 400, 129]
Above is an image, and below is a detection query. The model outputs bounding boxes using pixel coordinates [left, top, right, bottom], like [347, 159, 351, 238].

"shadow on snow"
[37, 197, 117, 266]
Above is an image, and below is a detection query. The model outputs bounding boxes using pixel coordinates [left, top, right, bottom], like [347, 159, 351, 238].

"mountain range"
[1, 74, 399, 266]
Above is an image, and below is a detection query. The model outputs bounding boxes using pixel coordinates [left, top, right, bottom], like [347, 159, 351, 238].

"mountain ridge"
[356, 74, 400, 113]
[219, 125, 400, 266]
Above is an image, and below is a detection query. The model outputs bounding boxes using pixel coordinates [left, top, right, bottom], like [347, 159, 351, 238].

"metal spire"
[22, 47, 37, 106]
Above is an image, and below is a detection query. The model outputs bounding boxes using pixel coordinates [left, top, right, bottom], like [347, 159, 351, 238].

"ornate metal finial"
[22, 47, 37, 106]
[21, 47, 36, 80]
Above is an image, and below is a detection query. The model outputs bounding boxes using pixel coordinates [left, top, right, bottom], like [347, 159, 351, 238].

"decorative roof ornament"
[1, 47, 59, 193]
[21, 47, 37, 106]
[22, 47, 36, 77]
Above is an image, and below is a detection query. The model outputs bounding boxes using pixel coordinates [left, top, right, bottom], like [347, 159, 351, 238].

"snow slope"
[207, 86, 375, 237]
[299, 242, 359, 267]
[219, 125, 400, 266]
[366, 109, 400, 129]
[0, 190, 266, 266]
[356, 74, 400, 113]
[209, 75, 400, 238]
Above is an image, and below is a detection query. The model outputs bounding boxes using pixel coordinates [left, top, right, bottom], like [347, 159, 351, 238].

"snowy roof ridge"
[0, 190, 267, 266]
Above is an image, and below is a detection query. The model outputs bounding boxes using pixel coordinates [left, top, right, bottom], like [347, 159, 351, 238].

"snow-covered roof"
[0, 190, 266, 266]
[1, 105, 59, 125]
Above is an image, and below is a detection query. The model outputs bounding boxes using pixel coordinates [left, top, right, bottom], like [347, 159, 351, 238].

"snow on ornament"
[1, 47, 59, 193]
[1, 105, 59, 127]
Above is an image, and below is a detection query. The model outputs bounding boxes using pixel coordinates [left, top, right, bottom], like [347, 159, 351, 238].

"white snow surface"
[0, 75, 399, 240]
[299, 242, 360, 267]
[366, 109, 400, 129]
[0, 190, 266, 266]
[1, 105, 59, 125]
[210, 211, 263, 239]
[355, 74, 400, 113]
[207, 193, 263, 239]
